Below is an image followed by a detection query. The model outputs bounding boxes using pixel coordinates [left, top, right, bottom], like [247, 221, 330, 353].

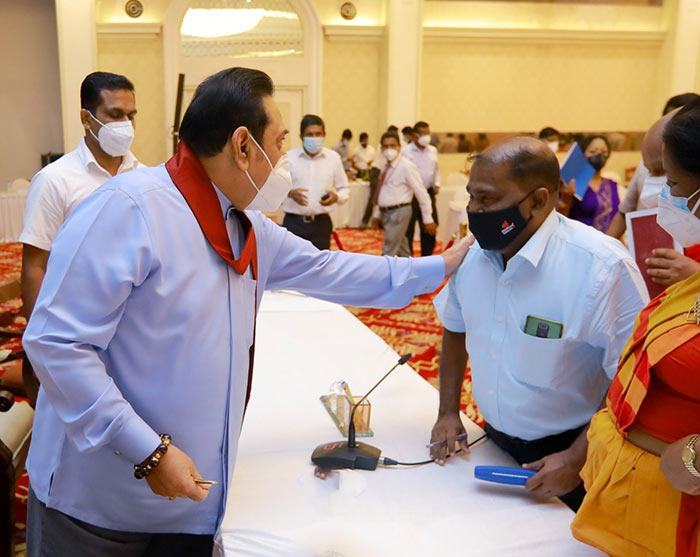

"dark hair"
[662, 93, 700, 116]
[300, 114, 325, 135]
[580, 134, 610, 153]
[179, 67, 273, 157]
[387, 125, 398, 133]
[380, 131, 400, 145]
[359, 132, 368, 141]
[342, 129, 352, 139]
[473, 140, 561, 193]
[663, 97, 700, 179]
[413, 121, 429, 132]
[401, 126, 415, 136]
[80, 71, 135, 114]
[538, 127, 559, 140]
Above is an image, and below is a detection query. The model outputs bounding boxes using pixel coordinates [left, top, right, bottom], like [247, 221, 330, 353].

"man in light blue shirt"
[429, 137, 648, 511]
[23, 67, 472, 556]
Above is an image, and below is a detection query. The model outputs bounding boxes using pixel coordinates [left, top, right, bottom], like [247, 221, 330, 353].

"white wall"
[0, 0, 63, 185]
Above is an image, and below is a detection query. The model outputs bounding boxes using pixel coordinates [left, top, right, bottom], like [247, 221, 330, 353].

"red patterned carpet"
[0, 231, 481, 555]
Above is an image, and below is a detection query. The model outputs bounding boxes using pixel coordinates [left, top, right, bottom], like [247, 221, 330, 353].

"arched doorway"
[162, 0, 322, 155]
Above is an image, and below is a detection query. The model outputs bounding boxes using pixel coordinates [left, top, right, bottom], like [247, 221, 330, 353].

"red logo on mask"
[501, 221, 510, 229]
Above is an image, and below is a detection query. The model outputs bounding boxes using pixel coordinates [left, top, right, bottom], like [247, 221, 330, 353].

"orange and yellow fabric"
[572, 272, 700, 557]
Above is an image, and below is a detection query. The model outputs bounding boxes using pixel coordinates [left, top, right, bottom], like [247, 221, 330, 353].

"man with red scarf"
[22, 68, 472, 556]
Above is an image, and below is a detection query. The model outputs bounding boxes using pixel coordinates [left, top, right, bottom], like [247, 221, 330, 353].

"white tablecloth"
[0, 191, 27, 243]
[329, 181, 369, 229]
[216, 292, 601, 556]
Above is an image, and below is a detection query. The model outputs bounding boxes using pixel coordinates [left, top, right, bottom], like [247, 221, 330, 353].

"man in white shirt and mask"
[351, 132, 375, 178]
[403, 121, 441, 256]
[20, 71, 142, 317]
[370, 131, 436, 256]
[281, 114, 349, 250]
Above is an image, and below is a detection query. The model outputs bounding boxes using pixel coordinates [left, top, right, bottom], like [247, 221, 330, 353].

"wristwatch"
[681, 434, 700, 479]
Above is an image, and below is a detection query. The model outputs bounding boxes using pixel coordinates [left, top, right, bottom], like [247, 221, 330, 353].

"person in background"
[361, 125, 400, 226]
[402, 126, 416, 147]
[538, 127, 560, 154]
[370, 131, 436, 256]
[572, 97, 700, 557]
[20, 71, 142, 317]
[404, 121, 440, 256]
[430, 137, 647, 512]
[351, 132, 375, 179]
[457, 133, 471, 153]
[607, 92, 700, 240]
[332, 128, 352, 172]
[281, 114, 349, 250]
[441, 132, 458, 153]
[560, 134, 619, 232]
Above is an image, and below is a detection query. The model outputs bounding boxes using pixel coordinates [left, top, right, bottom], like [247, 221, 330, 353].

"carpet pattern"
[0, 230, 481, 555]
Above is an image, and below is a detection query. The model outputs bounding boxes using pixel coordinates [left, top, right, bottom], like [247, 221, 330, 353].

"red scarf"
[165, 141, 258, 412]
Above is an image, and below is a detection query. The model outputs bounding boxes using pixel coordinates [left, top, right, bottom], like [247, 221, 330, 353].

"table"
[329, 181, 370, 229]
[0, 192, 27, 243]
[216, 292, 601, 556]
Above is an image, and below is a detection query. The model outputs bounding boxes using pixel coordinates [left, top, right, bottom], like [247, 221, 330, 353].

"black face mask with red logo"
[467, 189, 536, 251]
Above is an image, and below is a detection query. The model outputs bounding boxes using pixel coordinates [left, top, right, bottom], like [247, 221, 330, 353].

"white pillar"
[55, 0, 97, 152]
[385, 0, 422, 128]
[668, 0, 700, 94]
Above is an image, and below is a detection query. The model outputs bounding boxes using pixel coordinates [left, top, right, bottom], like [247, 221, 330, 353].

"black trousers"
[483, 422, 587, 511]
[282, 213, 332, 250]
[27, 488, 213, 557]
[405, 188, 439, 256]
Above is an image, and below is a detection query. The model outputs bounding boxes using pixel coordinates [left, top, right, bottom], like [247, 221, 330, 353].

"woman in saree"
[571, 99, 700, 556]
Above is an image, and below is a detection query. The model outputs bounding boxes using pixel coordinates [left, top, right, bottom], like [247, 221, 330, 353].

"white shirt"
[434, 210, 648, 440]
[352, 144, 375, 170]
[619, 162, 650, 214]
[373, 155, 434, 223]
[23, 163, 446, 534]
[280, 146, 350, 216]
[403, 142, 440, 191]
[19, 137, 142, 251]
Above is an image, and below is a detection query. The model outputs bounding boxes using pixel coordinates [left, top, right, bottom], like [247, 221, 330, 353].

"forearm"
[606, 212, 626, 239]
[438, 328, 468, 416]
[21, 247, 49, 317]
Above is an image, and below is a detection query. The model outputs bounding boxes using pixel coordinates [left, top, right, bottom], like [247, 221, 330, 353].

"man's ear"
[231, 126, 251, 172]
[80, 109, 92, 132]
[531, 187, 551, 213]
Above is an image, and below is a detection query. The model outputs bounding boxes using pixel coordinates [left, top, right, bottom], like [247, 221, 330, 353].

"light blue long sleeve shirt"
[23, 164, 445, 534]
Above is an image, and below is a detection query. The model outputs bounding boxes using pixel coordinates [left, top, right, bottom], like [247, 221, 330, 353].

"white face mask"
[383, 148, 399, 162]
[89, 112, 134, 157]
[547, 140, 559, 153]
[656, 183, 700, 247]
[244, 134, 292, 212]
[417, 134, 431, 147]
[638, 174, 667, 210]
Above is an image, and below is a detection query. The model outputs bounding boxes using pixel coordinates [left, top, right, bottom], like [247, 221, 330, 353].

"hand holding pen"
[429, 413, 471, 465]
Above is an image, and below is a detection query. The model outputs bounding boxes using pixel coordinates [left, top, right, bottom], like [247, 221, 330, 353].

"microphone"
[311, 354, 412, 471]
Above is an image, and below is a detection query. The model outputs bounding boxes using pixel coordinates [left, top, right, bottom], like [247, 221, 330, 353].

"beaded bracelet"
[134, 433, 171, 479]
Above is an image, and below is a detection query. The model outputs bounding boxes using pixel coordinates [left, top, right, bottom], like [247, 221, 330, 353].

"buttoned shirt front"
[372, 155, 434, 223]
[352, 144, 375, 170]
[19, 137, 142, 250]
[332, 140, 351, 171]
[23, 163, 445, 535]
[403, 142, 440, 191]
[280, 146, 349, 216]
[434, 210, 648, 440]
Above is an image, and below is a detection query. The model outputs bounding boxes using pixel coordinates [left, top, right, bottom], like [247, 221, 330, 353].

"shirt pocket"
[512, 327, 569, 389]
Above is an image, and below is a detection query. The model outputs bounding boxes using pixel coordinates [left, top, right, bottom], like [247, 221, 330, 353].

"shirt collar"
[512, 209, 559, 268]
[77, 137, 140, 174]
[213, 183, 234, 220]
[298, 147, 326, 160]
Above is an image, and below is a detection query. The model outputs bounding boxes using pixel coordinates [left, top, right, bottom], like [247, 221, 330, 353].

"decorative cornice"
[96, 23, 162, 40]
[422, 26, 665, 47]
[323, 25, 386, 42]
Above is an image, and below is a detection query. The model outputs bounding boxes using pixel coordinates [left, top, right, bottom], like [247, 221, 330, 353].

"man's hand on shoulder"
[145, 444, 211, 502]
[441, 235, 474, 276]
[522, 447, 584, 499]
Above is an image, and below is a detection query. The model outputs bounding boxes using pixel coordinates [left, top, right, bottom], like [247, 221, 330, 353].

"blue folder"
[474, 465, 537, 486]
[560, 142, 595, 201]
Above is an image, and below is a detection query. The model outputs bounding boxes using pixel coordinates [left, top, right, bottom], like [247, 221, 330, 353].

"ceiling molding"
[323, 25, 385, 42]
[97, 23, 162, 40]
[422, 27, 665, 47]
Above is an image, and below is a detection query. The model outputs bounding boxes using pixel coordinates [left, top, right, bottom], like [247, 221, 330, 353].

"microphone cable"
[380, 433, 488, 467]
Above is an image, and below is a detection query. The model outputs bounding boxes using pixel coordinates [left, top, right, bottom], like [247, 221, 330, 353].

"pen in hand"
[425, 433, 468, 449]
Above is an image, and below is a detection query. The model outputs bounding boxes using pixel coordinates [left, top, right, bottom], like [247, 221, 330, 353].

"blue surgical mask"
[656, 183, 700, 247]
[303, 136, 324, 155]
